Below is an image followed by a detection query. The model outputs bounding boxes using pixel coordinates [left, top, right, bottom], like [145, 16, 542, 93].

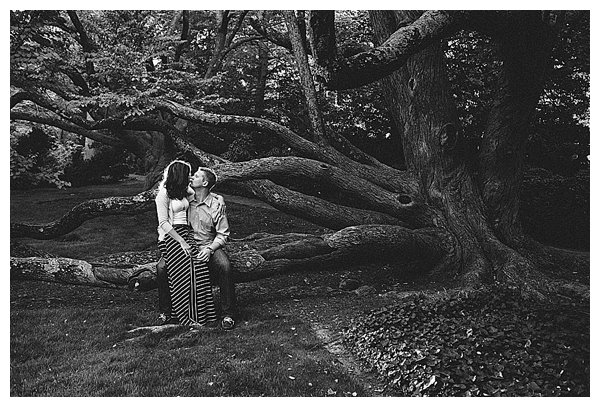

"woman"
[155, 160, 217, 327]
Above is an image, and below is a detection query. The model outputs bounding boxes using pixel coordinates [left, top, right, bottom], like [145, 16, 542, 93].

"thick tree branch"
[155, 99, 416, 194]
[313, 10, 464, 90]
[11, 90, 91, 129]
[11, 257, 121, 288]
[235, 179, 402, 230]
[10, 110, 124, 146]
[214, 157, 429, 227]
[12, 225, 450, 288]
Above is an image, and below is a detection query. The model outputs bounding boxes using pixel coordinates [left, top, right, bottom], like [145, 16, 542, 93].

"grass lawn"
[10, 280, 368, 396]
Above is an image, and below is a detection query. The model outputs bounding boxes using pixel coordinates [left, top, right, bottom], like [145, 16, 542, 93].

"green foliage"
[529, 12, 590, 175]
[10, 124, 74, 189]
[9, 10, 590, 181]
[344, 285, 589, 396]
[11, 11, 84, 93]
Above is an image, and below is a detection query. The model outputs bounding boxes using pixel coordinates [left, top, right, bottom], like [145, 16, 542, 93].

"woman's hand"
[179, 240, 192, 256]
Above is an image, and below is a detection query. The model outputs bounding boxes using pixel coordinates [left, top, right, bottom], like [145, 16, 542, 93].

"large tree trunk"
[368, 11, 491, 284]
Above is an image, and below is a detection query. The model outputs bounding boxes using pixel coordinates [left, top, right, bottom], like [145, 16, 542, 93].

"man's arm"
[198, 203, 230, 260]
[208, 206, 229, 252]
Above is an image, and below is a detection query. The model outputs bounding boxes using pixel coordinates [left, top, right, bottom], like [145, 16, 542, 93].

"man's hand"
[197, 246, 212, 262]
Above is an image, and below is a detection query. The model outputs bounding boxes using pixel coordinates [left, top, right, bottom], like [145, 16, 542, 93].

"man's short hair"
[198, 167, 217, 190]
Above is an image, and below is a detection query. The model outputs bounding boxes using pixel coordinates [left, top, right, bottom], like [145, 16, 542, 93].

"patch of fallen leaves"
[344, 284, 589, 396]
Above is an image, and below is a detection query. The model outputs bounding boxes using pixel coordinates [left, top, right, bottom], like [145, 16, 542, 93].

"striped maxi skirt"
[158, 224, 217, 326]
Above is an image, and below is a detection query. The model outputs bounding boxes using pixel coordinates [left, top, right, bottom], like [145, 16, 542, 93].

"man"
[156, 166, 236, 330]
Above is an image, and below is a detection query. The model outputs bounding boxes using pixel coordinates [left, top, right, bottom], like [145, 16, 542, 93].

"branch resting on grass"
[11, 225, 450, 288]
[11, 190, 156, 240]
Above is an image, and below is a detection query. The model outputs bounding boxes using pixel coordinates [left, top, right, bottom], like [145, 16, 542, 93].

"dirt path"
[236, 271, 423, 396]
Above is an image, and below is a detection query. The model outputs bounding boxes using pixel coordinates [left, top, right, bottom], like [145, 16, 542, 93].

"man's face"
[190, 169, 207, 188]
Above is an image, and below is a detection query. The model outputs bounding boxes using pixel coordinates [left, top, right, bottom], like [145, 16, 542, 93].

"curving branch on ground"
[11, 190, 156, 240]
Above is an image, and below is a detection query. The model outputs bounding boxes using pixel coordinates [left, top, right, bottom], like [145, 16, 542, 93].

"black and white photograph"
[9, 7, 591, 398]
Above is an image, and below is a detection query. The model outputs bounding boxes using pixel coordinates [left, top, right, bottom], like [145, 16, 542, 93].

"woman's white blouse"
[170, 198, 189, 225]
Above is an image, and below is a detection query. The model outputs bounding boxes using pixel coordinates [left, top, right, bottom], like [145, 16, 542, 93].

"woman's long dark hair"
[163, 161, 191, 200]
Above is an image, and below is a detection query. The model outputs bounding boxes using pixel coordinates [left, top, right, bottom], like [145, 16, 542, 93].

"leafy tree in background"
[445, 12, 589, 176]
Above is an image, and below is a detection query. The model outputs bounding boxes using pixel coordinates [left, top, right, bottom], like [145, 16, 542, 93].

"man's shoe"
[221, 316, 235, 330]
